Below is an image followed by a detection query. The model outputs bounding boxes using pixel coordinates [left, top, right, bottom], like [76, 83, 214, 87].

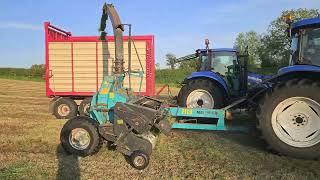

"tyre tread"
[257, 78, 320, 159]
[60, 116, 102, 156]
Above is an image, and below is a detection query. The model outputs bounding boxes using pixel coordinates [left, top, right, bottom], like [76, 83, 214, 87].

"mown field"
[0, 78, 319, 179]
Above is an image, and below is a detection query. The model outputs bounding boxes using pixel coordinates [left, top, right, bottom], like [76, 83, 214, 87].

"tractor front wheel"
[257, 79, 320, 159]
[177, 79, 225, 108]
[60, 116, 102, 156]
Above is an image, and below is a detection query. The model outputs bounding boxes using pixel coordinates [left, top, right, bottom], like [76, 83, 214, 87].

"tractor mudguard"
[261, 65, 320, 84]
[248, 65, 320, 102]
[277, 65, 320, 75]
[184, 71, 228, 95]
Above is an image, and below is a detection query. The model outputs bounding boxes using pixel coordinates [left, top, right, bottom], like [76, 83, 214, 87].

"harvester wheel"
[60, 116, 102, 156]
[257, 79, 320, 159]
[79, 97, 92, 116]
[53, 98, 78, 119]
[129, 150, 150, 170]
[178, 79, 225, 108]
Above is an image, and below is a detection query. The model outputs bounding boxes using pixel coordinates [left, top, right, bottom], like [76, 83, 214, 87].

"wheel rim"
[186, 89, 214, 108]
[69, 128, 91, 150]
[58, 104, 70, 116]
[272, 97, 320, 148]
[133, 155, 145, 167]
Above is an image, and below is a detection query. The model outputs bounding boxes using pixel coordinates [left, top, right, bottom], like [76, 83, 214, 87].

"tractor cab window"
[211, 52, 237, 76]
[299, 28, 320, 66]
[289, 34, 299, 65]
[199, 53, 211, 71]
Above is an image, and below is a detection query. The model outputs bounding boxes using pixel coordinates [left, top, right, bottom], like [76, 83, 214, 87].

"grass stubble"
[0, 78, 319, 179]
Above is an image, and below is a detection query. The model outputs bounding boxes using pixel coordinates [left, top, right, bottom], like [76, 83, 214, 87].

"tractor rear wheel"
[60, 116, 102, 156]
[53, 98, 78, 119]
[257, 79, 320, 159]
[177, 79, 225, 108]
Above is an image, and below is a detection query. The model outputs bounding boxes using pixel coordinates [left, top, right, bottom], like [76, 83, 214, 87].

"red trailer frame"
[44, 22, 155, 98]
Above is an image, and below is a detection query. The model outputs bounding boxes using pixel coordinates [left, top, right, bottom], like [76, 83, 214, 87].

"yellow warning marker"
[100, 88, 109, 94]
[117, 119, 124, 125]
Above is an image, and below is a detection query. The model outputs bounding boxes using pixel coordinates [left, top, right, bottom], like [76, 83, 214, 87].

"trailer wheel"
[79, 98, 92, 116]
[53, 98, 78, 119]
[60, 116, 102, 156]
[178, 79, 225, 108]
[129, 150, 150, 170]
[257, 79, 320, 159]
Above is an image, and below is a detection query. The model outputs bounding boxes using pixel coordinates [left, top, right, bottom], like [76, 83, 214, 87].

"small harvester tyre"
[257, 79, 320, 159]
[79, 97, 92, 116]
[130, 150, 150, 170]
[53, 98, 78, 119]
[177, 79, 225, 108]
[60, 116, 102, 156]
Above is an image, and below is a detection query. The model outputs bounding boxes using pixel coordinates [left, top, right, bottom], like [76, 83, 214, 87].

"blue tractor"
[176, 47, 270, 109]
[255, 16, 320, 159]
[177, 16, 320, 159]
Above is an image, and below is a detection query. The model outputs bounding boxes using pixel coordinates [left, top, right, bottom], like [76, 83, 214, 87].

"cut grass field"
[0, 78, 319, 179]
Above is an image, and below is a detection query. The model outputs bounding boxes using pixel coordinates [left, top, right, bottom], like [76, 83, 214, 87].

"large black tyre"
[177, 79, 225, 108]
[60, 116, 102, 156]
[79, 97, 92, 116]
[53, 98, 78, 119]
[257, 79, 320, 159]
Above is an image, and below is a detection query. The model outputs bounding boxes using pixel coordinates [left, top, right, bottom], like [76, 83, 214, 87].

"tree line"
[165, 8, 319, 72]
[235, 8, 319, 70]
[0, 64, 45, 81]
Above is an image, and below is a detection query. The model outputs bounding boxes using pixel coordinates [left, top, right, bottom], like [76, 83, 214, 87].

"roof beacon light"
[284, 13, 293, 24]
[205, 39, 210, 50]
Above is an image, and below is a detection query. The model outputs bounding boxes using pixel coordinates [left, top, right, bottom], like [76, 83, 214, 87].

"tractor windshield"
[200, 51, 237, 76]
[299, 28, 320, 66]
[211, 51, 237, 76]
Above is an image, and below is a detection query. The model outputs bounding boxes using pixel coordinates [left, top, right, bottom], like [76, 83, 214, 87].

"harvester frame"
[60, 3, 171, 170]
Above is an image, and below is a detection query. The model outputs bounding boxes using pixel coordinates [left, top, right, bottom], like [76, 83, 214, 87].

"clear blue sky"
[0, 0, 319, 68]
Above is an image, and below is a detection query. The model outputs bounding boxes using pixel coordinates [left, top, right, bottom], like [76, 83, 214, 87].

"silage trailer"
[44, 22, 155, 119]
